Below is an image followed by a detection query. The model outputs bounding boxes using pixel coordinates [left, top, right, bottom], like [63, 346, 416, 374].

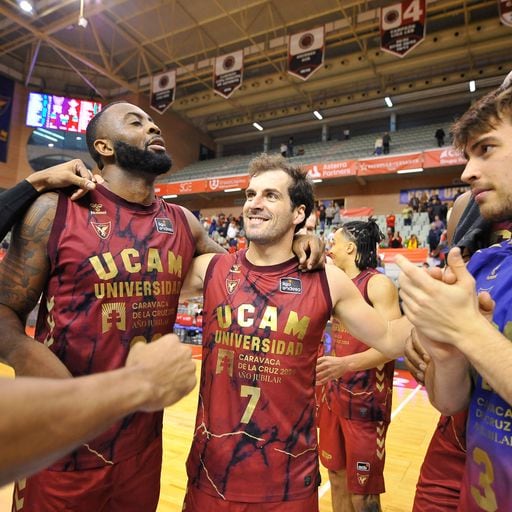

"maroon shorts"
[183, 485, 319, 512]
[318, 402, 388, 495]
[13, 436, 162, 512]
[413, 412, 467, 512]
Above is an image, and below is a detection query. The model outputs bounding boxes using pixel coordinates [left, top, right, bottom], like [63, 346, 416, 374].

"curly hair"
[452, 73, 512, 151]
[247, 153, 314, 233]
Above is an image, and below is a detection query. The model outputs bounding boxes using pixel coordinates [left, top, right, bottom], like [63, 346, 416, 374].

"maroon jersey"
[326, 268, 394, 422]
[35, 184, 195, 470]
[186, 250, 332, 502]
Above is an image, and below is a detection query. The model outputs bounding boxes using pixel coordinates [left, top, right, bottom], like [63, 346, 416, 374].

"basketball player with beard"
[0, 101, 229, 512]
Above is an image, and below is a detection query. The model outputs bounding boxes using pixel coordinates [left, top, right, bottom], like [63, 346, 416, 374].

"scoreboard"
[26, 92, 102, 134]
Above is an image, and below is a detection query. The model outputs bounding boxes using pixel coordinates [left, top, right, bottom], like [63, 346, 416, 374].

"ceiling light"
[384, 96, 393, 108]
[33, 131, 59, 142]
[18, 1, 34, 13]
[163, 194, 178, 199]
[224, 188, 242, 193]
[78, 0, 88, 28]
[312, 179, 323, 183]
[313, 110, 323, 120]
[469, 80, 476, 93]
[76, 136, 82, 141]
[252, 122, 263, 131]
[48, 143, 54, 148]
[396, 168, 423, 174]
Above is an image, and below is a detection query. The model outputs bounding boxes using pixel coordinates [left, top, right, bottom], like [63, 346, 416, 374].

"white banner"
[150, 70, 176, 114]
[213, 51, 243, 99]
[288, 26, 325, 80]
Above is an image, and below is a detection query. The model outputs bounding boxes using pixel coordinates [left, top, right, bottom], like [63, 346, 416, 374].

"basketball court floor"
[0, 352, 439, 511]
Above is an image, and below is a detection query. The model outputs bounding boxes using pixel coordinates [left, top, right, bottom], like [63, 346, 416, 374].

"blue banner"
[0, 75, 14, 163]
[400, 185, 469, 204]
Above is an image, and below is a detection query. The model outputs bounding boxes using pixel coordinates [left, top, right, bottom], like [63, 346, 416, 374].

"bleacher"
[158, 122, 452, 184]
[341, 212, 433, 248]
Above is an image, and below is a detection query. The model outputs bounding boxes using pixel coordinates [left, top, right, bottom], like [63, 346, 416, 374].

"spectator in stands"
[382, 132, 391, 154]
[386, 212, 396, 234]
[419, 191, 429, 212]
[408, 192, 420, 213]
[286, 136, 294, 157]
[406, 234, 420, 249]
[280, 142, 287, 157]
[326, 201, 336, 227]
[435, 127, 446, 147]
[433, 214, 446, 231]
[318, 203, 327, 230]
[297, 147, 305, 156]
[428, 196, 446, 223]
[402, 204, 413, 226]
[208, 217, 217, 236]
[427, 222, 442, 255]
[390, 231, 403, 248]
[332, 202, 341, 226]
[373, 136, 383, 155]
[226, 219, 239, 241]
[343, 128, 350, 140]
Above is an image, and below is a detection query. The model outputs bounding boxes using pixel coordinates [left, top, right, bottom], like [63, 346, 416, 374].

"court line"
[318, 384, 423, 499]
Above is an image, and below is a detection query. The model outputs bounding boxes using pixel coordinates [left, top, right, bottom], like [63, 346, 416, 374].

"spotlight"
[78, 16, 88, 28]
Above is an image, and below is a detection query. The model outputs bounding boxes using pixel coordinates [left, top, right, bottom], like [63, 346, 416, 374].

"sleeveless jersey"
[35, 184, 195, 470]
[325, 268, 394, 422]
[458, 240, 512, 511]
[186, 250, 332, 502]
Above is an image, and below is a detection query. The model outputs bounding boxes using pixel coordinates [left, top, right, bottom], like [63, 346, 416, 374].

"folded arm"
[0, 193, 70, 377]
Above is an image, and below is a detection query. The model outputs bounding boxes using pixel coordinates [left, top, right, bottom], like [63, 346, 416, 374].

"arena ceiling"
[1, 0, 511, 143]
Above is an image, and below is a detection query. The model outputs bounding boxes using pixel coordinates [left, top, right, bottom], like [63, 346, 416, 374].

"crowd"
[1, 72, 512, 512]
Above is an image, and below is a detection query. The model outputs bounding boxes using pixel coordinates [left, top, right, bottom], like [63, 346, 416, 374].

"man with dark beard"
[0, 102, 228, 512]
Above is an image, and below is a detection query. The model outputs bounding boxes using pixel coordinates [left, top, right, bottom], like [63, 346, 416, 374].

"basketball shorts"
[413, 411, 467, 512]
[182, 485, 319, 512]
[318, 403, 388, 495]
[12, 435, 162, 512]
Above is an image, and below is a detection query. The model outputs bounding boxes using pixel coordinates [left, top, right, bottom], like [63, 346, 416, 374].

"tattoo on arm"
[0, 193, 56, 320]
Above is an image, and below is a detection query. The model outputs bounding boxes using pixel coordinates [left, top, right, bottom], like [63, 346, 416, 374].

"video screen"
[26, 92, 102, 134]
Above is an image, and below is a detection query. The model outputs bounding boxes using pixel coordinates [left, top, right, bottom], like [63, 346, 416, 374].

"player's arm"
[180, 207, 228, 256]
[0, 333, 196, 487]
[327, 265, 409, 359]
[0, 160, 99, 241]
[0, 194, 71, 378]
[316, 273, 401, 384]
[179, 253, 216, 299]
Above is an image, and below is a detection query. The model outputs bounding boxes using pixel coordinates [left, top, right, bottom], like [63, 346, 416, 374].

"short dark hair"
[452, 73, 512, 151]
[341, 217, 384, 270]
[247, 153, 314, 233]
[85, 101, 127, 169]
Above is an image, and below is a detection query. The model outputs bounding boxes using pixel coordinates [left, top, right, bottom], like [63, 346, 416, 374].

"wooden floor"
[0, 361, 439, 511]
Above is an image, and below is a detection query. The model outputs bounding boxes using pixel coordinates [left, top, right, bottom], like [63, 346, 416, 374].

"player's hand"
[293, 233, 325, 271]
[26, 160, 104, 201]
[404, 328, 430, 385]
[316, 356, 348, 385]
[125, 334, 197, 411]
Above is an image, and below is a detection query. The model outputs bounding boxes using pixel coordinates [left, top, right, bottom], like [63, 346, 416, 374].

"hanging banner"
[0, 75, 14, 163]
[288, 26, 325, 80]
[213, 51, 243, 99]
[499, 0, 512, 27]
[380, 0, 426, 57]
[150, 70, 176, 114]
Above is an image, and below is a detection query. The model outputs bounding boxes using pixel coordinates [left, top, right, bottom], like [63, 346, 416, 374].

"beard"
[114, 141, 172, 175]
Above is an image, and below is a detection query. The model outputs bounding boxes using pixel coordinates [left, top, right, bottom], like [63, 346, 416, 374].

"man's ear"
[94, 138, 114, 159]
[294, 204, 306, 226]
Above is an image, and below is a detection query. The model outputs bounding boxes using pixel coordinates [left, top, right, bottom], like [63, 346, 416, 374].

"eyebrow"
[124, 111, 154, 123]
[468, 134, 495, 157]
